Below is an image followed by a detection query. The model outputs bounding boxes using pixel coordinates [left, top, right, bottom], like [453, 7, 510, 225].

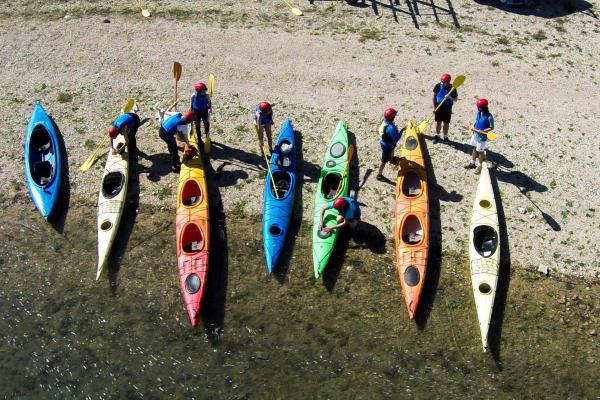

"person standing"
[432, 73, 458, 144]
[376, 107, 404, 181]
[190, 81, 212, 145]
[464, 98, 494, 175]
[253, 101, 274, 154]
[158, 110, 195, 172]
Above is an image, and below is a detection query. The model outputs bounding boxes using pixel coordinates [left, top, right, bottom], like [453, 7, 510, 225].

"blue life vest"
[379, 121, 402, 149]
[474, 111, 494, 142]
[112, 113, 135, 132]
[162, 113, 185, 136]
[254, 107, 273, 125]
[191, 93, 209, 112]
[435, 83, 455, 107]
[328, 197, 361, 220]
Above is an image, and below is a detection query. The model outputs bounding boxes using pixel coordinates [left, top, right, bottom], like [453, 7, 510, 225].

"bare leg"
[265, 124, 273, 153]
[377, 162, 386, 177]
[435, 121, 442, 135]
[442, 122, 450, 137]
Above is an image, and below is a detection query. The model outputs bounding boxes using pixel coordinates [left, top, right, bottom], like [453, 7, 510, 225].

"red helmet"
[258, 101, 271, 113]
[333, 197, 348, 211]
[183, 110, 195, 121]
[194, 81, 207, 92]
[383, 107, 397, 122]
[184, 145, 197, 157]
[440, 73, 451, 83]
[108, 126, 119, 139]
[476, 98, 489, 108]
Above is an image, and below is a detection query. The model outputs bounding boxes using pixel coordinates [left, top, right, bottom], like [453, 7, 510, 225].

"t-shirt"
[327, 197, 361, 220]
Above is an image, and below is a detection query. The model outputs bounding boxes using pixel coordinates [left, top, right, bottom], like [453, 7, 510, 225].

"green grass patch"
[57, 92, 73, 103]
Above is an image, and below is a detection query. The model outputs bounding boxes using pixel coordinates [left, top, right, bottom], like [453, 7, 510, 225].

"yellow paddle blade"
[204, 136, 211, 153]
[452, 75, 466, 88]
[173, 62, 182, 81]
[122, 98, 135, 113]
[417, 116, 431, 134]
[208, 74, 215, 97]
[80, 135, 108, 172]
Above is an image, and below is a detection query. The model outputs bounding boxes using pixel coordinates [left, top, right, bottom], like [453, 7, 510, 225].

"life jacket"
[474, 111, 494, 142]
[254, 107, 273, 125]
[379, 120, 401, 147]
[435, 83, 454, 107]
[112, 113, 135, 132]
[191, 92, 209, 111]
[162, 113, 185, 136]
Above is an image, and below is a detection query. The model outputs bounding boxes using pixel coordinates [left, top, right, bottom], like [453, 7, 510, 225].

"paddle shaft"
[173, 62, 182, 109]
[334, 144, 354, 196]
[463, 125, 497, 140]
[255, 125, 279, 199]
[282, 0, 303, 15]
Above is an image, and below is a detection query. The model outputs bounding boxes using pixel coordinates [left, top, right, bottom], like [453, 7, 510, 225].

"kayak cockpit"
[270, 171, 291, 198]
[181, 179, 203, 207]
[102, 172, 125, 199]
[473, 225, 498, 257]
[29, 125, 55, 186]
[401, 171, 422, 197]
[321, 173, 341, 200]
[181, 223, 205, 254]
[401, 215, 424, 245]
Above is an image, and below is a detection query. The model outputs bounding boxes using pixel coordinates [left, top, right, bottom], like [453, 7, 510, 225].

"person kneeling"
[318, 197, 361, 233]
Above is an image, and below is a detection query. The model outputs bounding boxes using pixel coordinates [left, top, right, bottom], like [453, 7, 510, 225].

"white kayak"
[96, 134, 129, 280]
[469, 162, 500, 351]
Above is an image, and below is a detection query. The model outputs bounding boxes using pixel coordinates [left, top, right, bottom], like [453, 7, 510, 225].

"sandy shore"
[1, 0, 599, 279]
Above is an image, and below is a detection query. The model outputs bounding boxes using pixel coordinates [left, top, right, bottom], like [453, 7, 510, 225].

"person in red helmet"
[108, 104, 141, 157]
[253, 101, 274, 154]
[190, 81, 212, 145]
[159, 109, 195, 172]
[464, 98, 494, 175]
[318, 196, 362, 233]
[432, 73, 458, 144]
[376, 107, 405, 181]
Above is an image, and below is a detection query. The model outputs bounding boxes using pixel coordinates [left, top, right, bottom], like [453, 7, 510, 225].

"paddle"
[173, 62, 182, 109]
[80, 99, 135, 172]
[254, 125, 280, 199]
[133, 0, 151, 17]
[282, 0, 303, 16]
[417, 75, 466, 134]
[462, 125, 497, 141]
[204, 73, 215, 153]
[334, 144, 355, 196]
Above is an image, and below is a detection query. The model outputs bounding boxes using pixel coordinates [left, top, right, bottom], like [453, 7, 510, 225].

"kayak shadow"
[275, 129, 305, 281]
[414, 134, 442, 330]
[47, 116, 70, 234]
[322, 228, 352, 292]
[106, 155, 142, 295]
[473, 0, 596, 19]
[487, 169, 511, 368]
[202, 156, 229, 345]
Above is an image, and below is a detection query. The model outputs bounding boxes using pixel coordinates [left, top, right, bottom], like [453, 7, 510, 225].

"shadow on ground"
[473, 0, 596, 19]
[48, 116, 70, 233]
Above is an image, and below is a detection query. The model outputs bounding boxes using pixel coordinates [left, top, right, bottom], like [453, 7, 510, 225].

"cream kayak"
[469, 162, 500, 351]
[96, 134, 129, 280]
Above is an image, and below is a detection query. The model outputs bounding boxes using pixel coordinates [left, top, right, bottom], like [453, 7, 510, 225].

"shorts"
[434, 105, 452, 123]
[194, 110, 210, 124]
[380, 144, 394, 163]
[470, 135, 487, 152]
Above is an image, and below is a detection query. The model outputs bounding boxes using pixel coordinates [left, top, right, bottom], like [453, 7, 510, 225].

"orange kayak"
[175, 135, 210, 327]
[394, 120, 429, 319]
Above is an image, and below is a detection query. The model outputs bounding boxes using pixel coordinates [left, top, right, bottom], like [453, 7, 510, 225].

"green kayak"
[312, 120, 350, 278]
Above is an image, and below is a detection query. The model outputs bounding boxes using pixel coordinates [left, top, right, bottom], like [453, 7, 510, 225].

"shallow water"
[0, 202, 598, 399]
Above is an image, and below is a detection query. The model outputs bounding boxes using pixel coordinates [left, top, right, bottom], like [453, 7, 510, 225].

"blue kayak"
[24, 101, 62, 220]
[262, 119, 296, 273]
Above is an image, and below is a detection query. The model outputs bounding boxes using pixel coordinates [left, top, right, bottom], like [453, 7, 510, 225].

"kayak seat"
[33, 161, 53, 186]
[401, 215, 423, 244]
[402, 233, 423, 244]
[402, 171, 422, 197]
[473, 225, 498, 257]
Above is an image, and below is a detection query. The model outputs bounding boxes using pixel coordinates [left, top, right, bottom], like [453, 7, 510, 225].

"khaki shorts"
[470, 135, 487, 152]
